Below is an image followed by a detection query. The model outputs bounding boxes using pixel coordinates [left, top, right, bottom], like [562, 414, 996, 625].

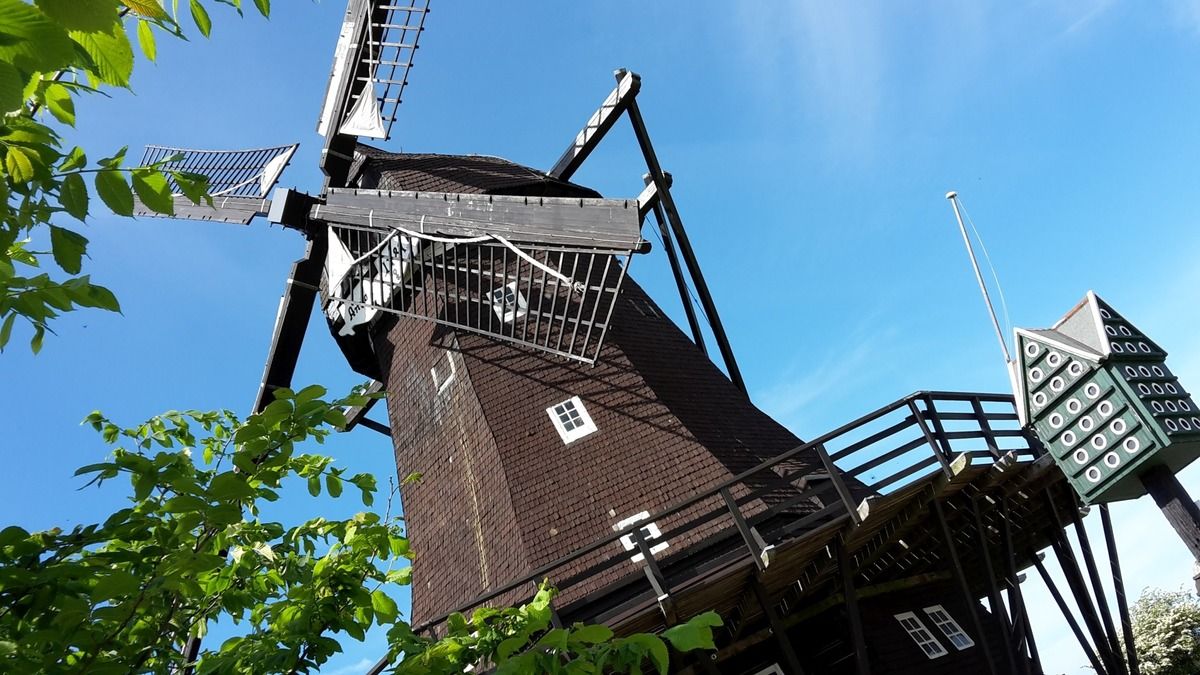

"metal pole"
[1100, 505, 1140, 675]
[946, 192, 1012, 365]
[626, 97, 747, 395]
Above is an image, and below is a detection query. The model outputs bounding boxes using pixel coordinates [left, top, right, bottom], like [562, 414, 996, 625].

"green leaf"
[35, 0, 121, 33]
[170, 171, 210, 205]
[190, 0, 212, 37]
[136, 19, 156, 62]
[0, 0, 76, 74]
[307, 475, 320, 497]
[325, 473, 342, 498]
[60, 146, 86, 171]
[661, 611, 722, 653]
[131, 169, 174, 215]
[253, 0, 269, 18]
[95, 169, 133, 216]
[5, 146, 36, 183]
[121, 0, 169, 20]
[570, 623, 613, 645]
[49, 226, 88, 274]
[59, 173, 88, 222]
[30, 326, 44, 354]
[43, 82, 74, 126]
[209, 471, 256, 501]
[371, 590, 398, 623]
[402, 471, 423, 486]
[624, 634, 668, 675]
[0, 62, 23, 114]
[70, 22, 135, 87]
[0, 314, 15, 351]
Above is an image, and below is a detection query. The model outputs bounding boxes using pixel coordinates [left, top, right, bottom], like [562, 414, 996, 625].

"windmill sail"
[133, 144, 299, 225]
[316, 0, 430, 143]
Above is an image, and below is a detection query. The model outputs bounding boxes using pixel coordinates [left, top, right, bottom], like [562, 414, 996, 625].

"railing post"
[907, 398, 954, 477]
[816, 443, 862, 525]
[970, 396, 1002, 458]
[630, 527, 677, 623]
[720, 488, 770, 571]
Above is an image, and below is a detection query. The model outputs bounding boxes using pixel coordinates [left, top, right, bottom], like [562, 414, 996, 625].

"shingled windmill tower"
[133, 4, 1139, 674]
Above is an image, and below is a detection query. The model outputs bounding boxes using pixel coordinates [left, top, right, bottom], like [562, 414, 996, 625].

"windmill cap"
[945, 191, 958, 199]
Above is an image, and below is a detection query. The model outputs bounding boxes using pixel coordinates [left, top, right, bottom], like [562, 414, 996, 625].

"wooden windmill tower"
[137, 3, 1152, 674]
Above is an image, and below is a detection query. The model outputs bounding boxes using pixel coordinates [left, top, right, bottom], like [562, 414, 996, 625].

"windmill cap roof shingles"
[353, 144, 601, 198]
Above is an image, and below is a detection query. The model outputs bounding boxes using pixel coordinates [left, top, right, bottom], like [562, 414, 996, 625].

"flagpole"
[946, 191, 1012, 365]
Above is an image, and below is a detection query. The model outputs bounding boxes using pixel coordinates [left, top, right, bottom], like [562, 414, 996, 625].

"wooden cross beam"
[313, 188, 644, 251]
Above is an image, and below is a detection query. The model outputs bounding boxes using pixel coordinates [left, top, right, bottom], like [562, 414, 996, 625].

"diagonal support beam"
[549, 69, 641, 181]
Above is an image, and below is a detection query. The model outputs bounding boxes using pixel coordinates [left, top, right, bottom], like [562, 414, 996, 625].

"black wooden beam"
[1000, 499, 1037, 675]
[835, 539, 870, 675]
[1032, 552, 1108, 674]
[315, 188, 643, 251]
[751, 578, 806, 674]
[1071, 506, 1127, 675]
[1045, 511, 1123, 675]
[343, 380, 386, 432]
[624, 96, 747, 395]
[252, 235, 328, 414]
[932, 497, 998, 675]
[971, 498, 1018, 675]
[643, 173, 707, 355]
[1140, 464, 1200, 560]
[1100, 505, 1140, 675]
[549, 69, 641, 181]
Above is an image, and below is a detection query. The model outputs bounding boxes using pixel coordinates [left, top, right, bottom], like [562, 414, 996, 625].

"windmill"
[137, 3, 1135, 673]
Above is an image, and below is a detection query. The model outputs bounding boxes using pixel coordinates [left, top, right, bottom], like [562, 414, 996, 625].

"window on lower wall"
[894, 612, 948, 659]
[547, 396, 597, 444]
[923, 605, 975, 650]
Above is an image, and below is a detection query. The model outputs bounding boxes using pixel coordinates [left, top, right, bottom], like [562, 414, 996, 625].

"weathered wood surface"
[315, 188, 643, 250]
[133, 195, 269, 225]
[549, 69, 641, 181]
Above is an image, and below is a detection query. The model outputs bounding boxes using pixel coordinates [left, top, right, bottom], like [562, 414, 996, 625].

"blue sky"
[3, 1, 1200, 673]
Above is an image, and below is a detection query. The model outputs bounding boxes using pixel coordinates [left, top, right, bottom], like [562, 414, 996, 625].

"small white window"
[547, 396, 597, 443]
[615, 511, 669, 563]
[923, 605, 975, 650]
[895, 612, 948, 659]
[430, 351, 456, 394]
[490, 281, 527, 323]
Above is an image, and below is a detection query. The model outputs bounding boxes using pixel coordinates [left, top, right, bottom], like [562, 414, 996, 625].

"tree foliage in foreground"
[0, 0, 271, 353]
[1128, 587, 1200, 675]
[0, 386, 719, 673]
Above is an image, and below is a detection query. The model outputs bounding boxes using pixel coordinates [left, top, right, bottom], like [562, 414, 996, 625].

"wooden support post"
[721, 488, 767, 571]
[1047, 523, 1123, 674]
[1100, 505, 1140, 675]
[1071, 507, 1127, 675]
[1032, 553, 1108, 675]
[644, 173, 707, 354]
[356, 417, 391, 436]
[624, 97, 748, 395]
[1003, 497, 1041, 667]
[971, 499, 1018, 675]
[932, 497, 999, 675]
[908, 400, 954, 477]
[751, 579, 806, 675]
[1140, 464, 1200, 561]
[835, 540, 870, 675]
[631, 528, 676, 624]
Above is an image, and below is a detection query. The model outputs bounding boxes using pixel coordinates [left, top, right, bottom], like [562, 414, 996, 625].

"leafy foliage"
[0, 386, 721, 673]
[1128, 587, 1200, 675]
[0, 0, 272, 353]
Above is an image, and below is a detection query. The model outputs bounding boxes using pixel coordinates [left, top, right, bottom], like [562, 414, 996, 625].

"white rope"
[959, 199, 1013, 343]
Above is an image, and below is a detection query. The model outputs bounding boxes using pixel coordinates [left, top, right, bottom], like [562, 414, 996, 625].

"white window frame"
[430, 351, 456, 394]
[894, 611, 948, 659]
[750, 665, 784, 675]
[923, 605, 975, 650]
[547, 396, 597, 444]
[614, 511, 669, 563]
[490, 281, 527, 323]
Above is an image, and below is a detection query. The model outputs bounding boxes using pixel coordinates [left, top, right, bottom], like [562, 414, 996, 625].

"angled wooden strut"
[547, 68, 747, 394]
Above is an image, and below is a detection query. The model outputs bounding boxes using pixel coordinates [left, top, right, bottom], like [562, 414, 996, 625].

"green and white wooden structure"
[1013, 291, 1200, 504]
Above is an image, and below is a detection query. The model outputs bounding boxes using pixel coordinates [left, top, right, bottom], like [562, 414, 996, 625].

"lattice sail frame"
[322, 222, 632, 363]
[134, 144, 299, 224]
[316, 0, 430, 141]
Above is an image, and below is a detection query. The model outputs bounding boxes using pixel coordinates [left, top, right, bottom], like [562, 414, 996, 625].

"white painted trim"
[894, 611, 948, 659]
[547, 396, 597, 444]
[923, 604, 976, 650]
[430, 351, 456, 395]
[615, 511, 669, 563]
